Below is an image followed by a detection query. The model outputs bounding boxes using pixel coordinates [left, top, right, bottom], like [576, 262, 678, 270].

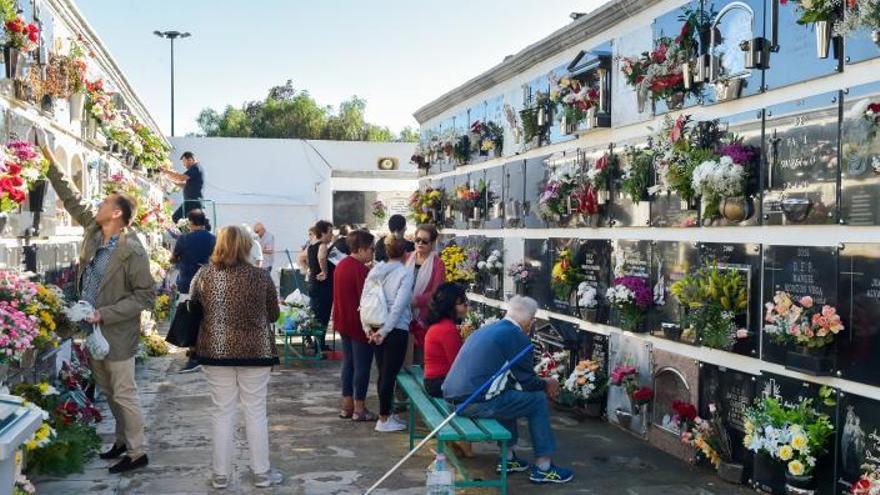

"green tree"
[397, 126, 420, 143]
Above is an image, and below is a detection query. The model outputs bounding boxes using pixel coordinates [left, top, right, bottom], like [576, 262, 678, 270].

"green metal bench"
[276, 314, 324, 366]
[396, 366, 511, 494]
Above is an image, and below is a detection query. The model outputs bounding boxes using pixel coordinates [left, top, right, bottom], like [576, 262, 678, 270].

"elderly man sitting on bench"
[441, 296, 574, 485]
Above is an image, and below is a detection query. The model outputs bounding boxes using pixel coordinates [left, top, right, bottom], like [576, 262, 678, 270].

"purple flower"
[539, 182, 560, 204]
[718, 142, 757, 166]
[613, 276, 652, 309]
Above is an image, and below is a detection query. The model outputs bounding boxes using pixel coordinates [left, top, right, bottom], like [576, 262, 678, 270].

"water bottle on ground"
[426, 453, 454, 494]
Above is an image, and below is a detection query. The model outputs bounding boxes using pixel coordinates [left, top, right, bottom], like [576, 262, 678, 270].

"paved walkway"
[35, 349, 754, 494]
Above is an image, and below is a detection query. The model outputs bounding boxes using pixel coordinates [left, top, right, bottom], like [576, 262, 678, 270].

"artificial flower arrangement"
[477, 249, 503, 275]
[84, 78, 116, 126]
[782, 0, 842, 25]
[441, 244, 477, 284]
[650, 115, 725, 208]
[371, 199, 387, 223]
[131, 120, 173, 173]
[577, 282, 599, 311]
[574, 152, 616, 217]
[0, 271, 44, 361]
[851, 430, 880, 494]
[408, 187, 443, 225]
[618, 145, 654, 203]
[763, 291, 844, 348]
[670, 264, 749, 349]
[27, 283, 74, 349]
[459, 311, 499, 341]
[521, 92, 554, 145]
[550, 248, 586, 301]
[610, 364, 654, 411]
[469, 120, 504, 156]
[620, 10, 701, 110]
[507, 260, 536, 286]
[606, 276, 653, 332]
[835, 0, 880, 38]
[538, 171, 578, 222]
[743, 392, 835, 481]
[691, 137, 760, 222]
[0, 140, 49, 213]
[561, 359, 607, 404]
[548, 71, 600, 131]
[534, 350, 569, 382]
[0, 0, 40, 53]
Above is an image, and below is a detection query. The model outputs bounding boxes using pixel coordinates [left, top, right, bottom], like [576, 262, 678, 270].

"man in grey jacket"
[38, 131, 155, 474]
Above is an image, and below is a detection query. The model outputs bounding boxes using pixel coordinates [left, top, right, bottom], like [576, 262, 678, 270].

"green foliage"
[196, 80, 395, 142]
[668, 147, 715, 204]
[0, 0, 16, 21]
[619, 146, 653, 203]
[453, 135, 470, 166]
[671, 264, 748, 349]
[26, 421, 102, 476]
[397, 126, 420, 143]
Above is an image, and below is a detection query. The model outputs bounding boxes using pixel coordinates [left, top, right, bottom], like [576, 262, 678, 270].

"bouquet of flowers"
[744, 395, 835, 479]
[534, 351, 568, 382]
[140, 333, 168, 357]
[865, 101, 880, 140]
[562, 359, 607, 402]
[610, 364, 640, 396]
[577, 282, 598, 309]
[548, 72, 600, 128]
[618, 145, 653, 203]
[26, 283, 72, 349]
[477, 249, 503, 275]
[408, 187, 443, 225]
[0, 140, 49, 213]
[507, 260, 535, 285]
[459, 311, 482, 340]
[538, 172, 578, 221]
[606, 276, 652, 331]
[0, 2, 40, 52]
[680, 403, 734, 469]
[441, 245, 476, 283]
[85, 79, 117, 125]
[782, 0, 842, 24]
[469, 120, 504, 156]
[371, 199, 387, 223]
[453, 182, 485, 213]
[153, 293, 172, 321]
[763, 292, 844, 348]
[834, 0, 880, 38]
[670, 265, 749, 349]
[551, 248, 586, 300]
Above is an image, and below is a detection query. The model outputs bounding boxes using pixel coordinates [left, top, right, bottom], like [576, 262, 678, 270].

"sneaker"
[374, 417, 407, 433]
[529, 464, 574, 484]
[389, 414, 408, 428]
[253, 469, 283, 488]
[178, 358, 201, 373]
[211, 474, 229, 489]
[496, 455, 530, 473]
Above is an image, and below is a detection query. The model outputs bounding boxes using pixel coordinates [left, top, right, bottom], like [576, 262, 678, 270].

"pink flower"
[799, 296, 813, 308]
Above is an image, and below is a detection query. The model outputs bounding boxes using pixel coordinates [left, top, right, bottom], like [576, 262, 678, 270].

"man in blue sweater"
[442, 296, 574, 485]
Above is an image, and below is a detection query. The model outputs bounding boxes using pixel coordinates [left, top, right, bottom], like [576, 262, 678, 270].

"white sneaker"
[389, 414, 408, 428]
[253, 469, 283, 488]
[375, 417, 406, 433]
[211, 474, 228, 489]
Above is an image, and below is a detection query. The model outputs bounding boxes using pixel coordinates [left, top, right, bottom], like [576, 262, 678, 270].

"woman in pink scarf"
[406, 224, 446, 365]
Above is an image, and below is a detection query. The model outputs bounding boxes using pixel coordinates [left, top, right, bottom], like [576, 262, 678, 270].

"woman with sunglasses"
[405, 224, 446, 365]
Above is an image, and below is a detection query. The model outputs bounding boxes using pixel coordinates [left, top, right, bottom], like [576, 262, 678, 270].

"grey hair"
[506, 296, 538, 322]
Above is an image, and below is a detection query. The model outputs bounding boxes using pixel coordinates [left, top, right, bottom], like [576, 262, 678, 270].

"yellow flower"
[25, 439, 37, 451]
[743, 434, 753, 447]
[790, 433, 808, 451]
[778, 445, 794, 461]
[788, 460, 805, 476]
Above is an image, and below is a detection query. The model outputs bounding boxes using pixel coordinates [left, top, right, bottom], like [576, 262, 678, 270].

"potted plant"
[670, 264, 749, 349]
[680, 403, 744, 484]
[763, 291, 844, 375]
[507, 260, 535, 296]
[0, 3, 40, 80]
[606, 276, 652, 332]
[560, 359, 607, 418]
[743, 392, 835, 495]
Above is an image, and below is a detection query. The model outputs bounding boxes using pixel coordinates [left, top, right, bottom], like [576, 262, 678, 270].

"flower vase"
[3, 45, 20, 79]
[873, 29, 880, 47]
[472, 206, 481, 221]
[580, 307, 598, 322]
[719, 196, 752, 222]
[785, 344, 832, 376]
[515, 281, 529, 296]
[681, 62, 693, 90]
[785, 472, 817, 495]
[491, 201, 504, 220]
[636, 91, 648, 113]
[28, 179, 48, 213]
[814, 20, 832, 59]
[665, 92, 685, 110]
[717, 461, 745, 485]
[615, 408, 633, 429]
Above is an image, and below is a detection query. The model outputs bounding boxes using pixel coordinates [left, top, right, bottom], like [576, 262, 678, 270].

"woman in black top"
[308, 220, 334, 351]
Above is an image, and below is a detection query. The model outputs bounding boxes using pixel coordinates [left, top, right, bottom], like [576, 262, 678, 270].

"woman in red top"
[423, 283, 469, 398]
[331, 230, 377, 421]
[406, 224, 446, 364]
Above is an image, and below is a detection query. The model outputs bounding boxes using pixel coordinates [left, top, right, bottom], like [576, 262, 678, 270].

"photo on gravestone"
[548, 238, 584, 316]
[524, 154, 550, 228]
[836, 391, 880, 494]
[546, 62, 578, 147]
[541, 151, 582, 228]
[701, 110, 764, 227]
[558, 329, 610, 419]
[698, 364, 757, 484]
[609, 239, 654, 333]
[763, 0, 842, 91]
[762, 245, 839, 375]
[578, 239, 612, 324]
[610, 140, 653, 227]
[475, 237, 504, 300]
[524, 238, 552, 309]
[607, 332, 653, 436]
[762, 91, 841, 225]
[578, 146, 614, 228]
[698, 242, 762, 357]
[504, 160, 526, 228]
[648, 348, 699, 464]
[483, 165, 505, 229]
[451, 173, 472, 230]
[650, 240, 698, 343]
[751, 373, 837, 495]
[651, 1, 705, 115]
[841, 81, 880, 226]
[703, 0, 766, 106]
[844, 12, 880, 67]
[837, 243, 880, 387]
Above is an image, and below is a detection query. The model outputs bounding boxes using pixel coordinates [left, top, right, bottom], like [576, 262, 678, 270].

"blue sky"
[76, 0, 609, 137]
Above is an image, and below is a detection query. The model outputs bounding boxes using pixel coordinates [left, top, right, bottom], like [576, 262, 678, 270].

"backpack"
[359, 264, 403, 332]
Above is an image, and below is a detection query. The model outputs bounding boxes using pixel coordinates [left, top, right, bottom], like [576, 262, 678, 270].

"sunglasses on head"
[414, 237, 432, 245]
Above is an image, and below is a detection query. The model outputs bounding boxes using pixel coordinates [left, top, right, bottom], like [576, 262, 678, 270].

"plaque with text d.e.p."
[698, 242, 762, 357]
[650, 241, 698, 343]
[524, 155, 550, 228]
[483, 166, 505, 229]
[503, 160, 526, 228]
[837, 243, 880, 388]
[762, 245, 839, 373]
[841, 81, 880, 226]
[524, 239, 552, 309]
[836, 391, 880, 494]
[698, 364, 756, 476]
[762, 91, 841, 226]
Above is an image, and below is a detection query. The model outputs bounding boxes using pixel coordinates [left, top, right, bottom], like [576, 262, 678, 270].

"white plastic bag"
[86, 324, 110, 360]
[64, 300, 96, 323]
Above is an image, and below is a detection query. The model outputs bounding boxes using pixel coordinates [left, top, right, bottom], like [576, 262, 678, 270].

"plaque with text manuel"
[762, 91, 841, 225]
[841, 81, 880, 226]
[837, 243, 880, 388]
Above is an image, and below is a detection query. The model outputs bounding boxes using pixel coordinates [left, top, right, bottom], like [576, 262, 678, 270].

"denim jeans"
[459, 390, 556, 458]
[341, 336, 374, 400]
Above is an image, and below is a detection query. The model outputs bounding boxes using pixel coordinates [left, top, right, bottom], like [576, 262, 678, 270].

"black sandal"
[351, 410, 378, 422]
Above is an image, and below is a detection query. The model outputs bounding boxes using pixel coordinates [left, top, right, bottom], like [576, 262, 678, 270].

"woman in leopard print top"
[190, 225, 283, 488]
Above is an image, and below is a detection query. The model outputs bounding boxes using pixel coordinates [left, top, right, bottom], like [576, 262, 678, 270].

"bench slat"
[396, 374, 460, 441]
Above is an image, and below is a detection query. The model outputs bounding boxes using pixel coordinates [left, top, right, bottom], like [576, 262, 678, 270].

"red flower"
[7, 163, 20, 176]
[679, 21, 690, 39]
[632, 387, 653, 403]
[8, 188, 25, 203]
[596, 153, 610, 171]
[652, 44, 668, 64]
[9, 176, 22, 188]
[672, 400, 697, 422]
[868, 103, 880, 114]
[780, 0, 787, 4]
[0, 177, 13, 192]
[5, 18, 23, 34]
[576, 185, 599, 216]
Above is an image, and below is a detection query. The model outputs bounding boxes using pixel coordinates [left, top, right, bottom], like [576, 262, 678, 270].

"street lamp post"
[153, 30, 191, 136]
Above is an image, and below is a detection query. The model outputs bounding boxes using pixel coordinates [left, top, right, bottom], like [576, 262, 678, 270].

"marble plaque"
[607, 332, 653, 436]
[650, 241, 699, 341]
[841, 81, 880, 225]
[763, 1, 842, 90]
[837, 243, 880, 387]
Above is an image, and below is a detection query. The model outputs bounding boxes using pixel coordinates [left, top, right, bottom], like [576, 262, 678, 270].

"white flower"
[477, 261, 487, 270]
[491, 250, 501, 257]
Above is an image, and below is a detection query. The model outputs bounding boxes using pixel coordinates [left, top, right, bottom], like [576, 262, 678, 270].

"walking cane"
[363, 343, 534, 495]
